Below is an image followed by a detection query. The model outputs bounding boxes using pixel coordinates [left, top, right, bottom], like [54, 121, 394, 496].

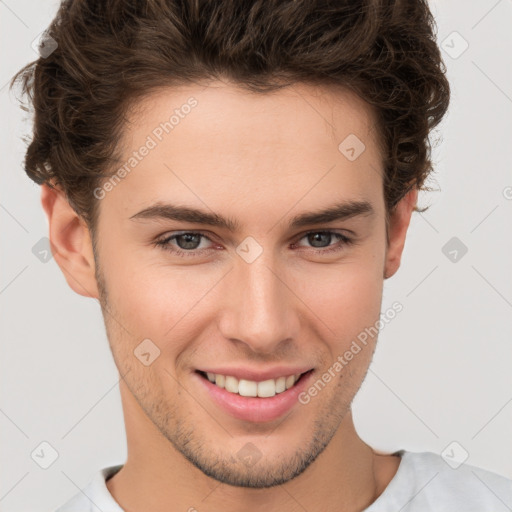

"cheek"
[101, 245, 223, 353]
[295, 255, 385, 339]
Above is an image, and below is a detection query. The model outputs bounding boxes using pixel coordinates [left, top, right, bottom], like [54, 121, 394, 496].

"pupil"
[178, 233, 200, 250]
[309, 232, 330, 248]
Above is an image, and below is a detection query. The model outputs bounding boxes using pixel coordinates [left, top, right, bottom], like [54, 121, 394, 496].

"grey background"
[1, 0, 511, 510]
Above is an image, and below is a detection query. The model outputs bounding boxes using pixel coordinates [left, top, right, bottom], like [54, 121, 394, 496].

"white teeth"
[239, 379, 258, 397]
[215, 374, 225, 388]
[285, 374, 296, 389]
[275, 376, 286, 393]
[224, 375, 239, 394]
[257, 379, 276, 398]
[204, 371, 305, 397]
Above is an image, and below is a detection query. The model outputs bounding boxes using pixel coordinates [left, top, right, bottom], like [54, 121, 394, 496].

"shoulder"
[367, 449, 512, 511]
[52, 465, 124, 512]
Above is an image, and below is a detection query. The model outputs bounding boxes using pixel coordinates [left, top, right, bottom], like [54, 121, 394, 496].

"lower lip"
[195, 370, 314, 423]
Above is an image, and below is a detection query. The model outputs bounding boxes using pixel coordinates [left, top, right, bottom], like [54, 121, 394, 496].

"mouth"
[195, 368, 315, 422]
[195, 369, 313, 398]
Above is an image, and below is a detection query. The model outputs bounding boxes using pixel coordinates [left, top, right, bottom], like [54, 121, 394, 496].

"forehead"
[101, 80, 384, 222]
[125, 80, 380, 150]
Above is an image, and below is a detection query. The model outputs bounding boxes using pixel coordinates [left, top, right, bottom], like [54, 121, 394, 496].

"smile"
[197, 370, 308, 398]
[195, 369, 314, 423]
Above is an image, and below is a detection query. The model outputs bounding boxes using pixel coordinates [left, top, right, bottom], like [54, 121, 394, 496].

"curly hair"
[11, 0, 450, 236]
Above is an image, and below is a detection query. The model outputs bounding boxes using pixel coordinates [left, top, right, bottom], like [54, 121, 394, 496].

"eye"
[154, 231, 216, 258]
[153, 230, 354, 258]
[293, 231, 354, 255]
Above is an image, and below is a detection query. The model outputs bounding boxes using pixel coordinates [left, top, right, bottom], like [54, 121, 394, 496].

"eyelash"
[153, 230, 354, 258]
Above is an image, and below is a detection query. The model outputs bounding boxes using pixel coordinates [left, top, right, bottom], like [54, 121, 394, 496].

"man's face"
[89, 81, 400, 487]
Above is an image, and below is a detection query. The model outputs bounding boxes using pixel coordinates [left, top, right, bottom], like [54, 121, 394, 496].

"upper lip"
[196, 366, 314, 382]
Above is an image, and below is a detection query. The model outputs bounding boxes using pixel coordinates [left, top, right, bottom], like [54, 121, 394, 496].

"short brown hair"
[12, 0, 450, 235]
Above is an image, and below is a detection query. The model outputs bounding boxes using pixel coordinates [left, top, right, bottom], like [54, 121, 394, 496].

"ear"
[40, 183, 99, 299]
[383, 187, 418, 279]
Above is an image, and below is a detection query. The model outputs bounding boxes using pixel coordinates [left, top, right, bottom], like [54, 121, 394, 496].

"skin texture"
[42, 81, 416, 512]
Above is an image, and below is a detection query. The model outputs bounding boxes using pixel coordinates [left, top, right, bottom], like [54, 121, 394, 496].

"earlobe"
[383, 187, 418, 280]
[40, 184, 100, 299]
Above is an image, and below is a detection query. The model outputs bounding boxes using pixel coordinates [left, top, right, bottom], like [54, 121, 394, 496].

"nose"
[217, 250, 301, 355]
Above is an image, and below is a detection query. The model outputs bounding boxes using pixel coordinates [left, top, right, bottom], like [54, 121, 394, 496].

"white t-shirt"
[53, 450, 512, 511]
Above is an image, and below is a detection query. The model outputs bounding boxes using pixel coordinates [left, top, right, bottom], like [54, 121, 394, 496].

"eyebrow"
[129, 200, 375, 231]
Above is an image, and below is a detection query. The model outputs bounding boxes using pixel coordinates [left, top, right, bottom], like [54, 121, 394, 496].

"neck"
[107, 380, 393, 512]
